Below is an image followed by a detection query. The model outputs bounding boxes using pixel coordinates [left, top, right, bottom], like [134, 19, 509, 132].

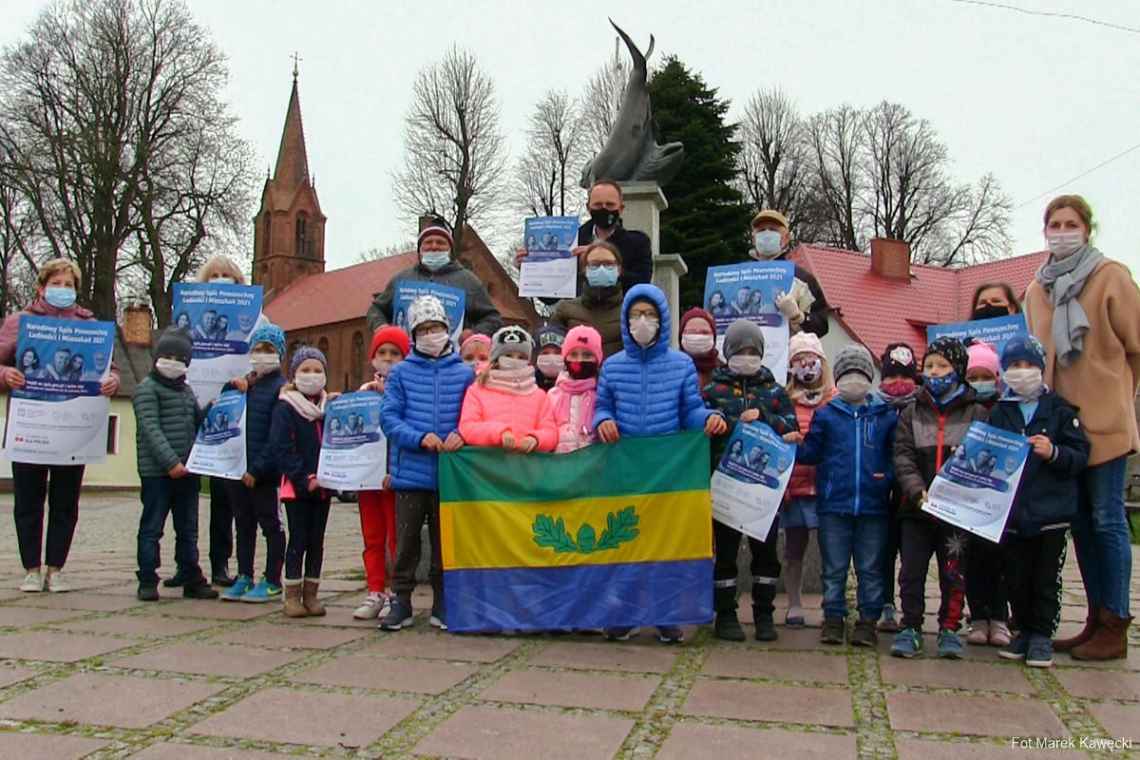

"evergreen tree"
[649, 57, 752, 309]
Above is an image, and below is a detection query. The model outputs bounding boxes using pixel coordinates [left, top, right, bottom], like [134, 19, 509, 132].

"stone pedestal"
[621, 181, 686, 347]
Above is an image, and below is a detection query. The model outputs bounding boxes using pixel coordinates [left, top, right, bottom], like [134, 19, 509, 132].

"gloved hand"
[774, 290, 804, 323]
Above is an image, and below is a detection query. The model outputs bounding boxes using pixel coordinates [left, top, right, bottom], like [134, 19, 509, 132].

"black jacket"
[988, 391, 1090, 537]
[269, 399, 325, 499]
[577, 222, 652, 293]
[226, 369, 286, 484]
[366, 260, 502, 336]
[781, 252, 831, 338]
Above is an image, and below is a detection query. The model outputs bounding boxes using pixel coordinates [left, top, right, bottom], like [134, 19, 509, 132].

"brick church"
[256, 72, 538, 391]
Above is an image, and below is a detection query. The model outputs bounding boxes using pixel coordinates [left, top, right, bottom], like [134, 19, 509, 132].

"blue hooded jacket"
[593, 284, 715, 436]
[380, 349, 473, 491]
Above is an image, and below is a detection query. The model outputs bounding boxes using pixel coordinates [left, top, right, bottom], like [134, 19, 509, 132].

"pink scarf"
[279, 388, 327, 421]
[553, 374, 597, 427]
[485, 366, 537, 395]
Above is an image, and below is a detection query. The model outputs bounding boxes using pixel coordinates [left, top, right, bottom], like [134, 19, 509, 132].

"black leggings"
[284, 497, 331, 581]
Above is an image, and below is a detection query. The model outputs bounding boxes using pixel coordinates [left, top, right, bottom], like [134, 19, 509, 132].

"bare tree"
[514, 90, 584, 218]
[0, 178, 39, 316]
[357, 241, 416, 263]
[926, 173, 1012, 266]
[578, 39, 629, 154]
[805, 106, 868, 251]
[392, 47, 507, 255]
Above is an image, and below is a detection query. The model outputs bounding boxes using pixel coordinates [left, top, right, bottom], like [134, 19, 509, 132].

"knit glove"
[774, 290, 804, 325]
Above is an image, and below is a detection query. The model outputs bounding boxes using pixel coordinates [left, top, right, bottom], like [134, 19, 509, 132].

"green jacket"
[132, 374, 203, 478]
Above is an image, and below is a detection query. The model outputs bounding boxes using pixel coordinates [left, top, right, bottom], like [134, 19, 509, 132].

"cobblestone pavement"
[1, 494, 1139, 758]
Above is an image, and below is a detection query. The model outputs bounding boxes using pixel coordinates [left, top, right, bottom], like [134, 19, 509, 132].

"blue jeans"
[818, 513, 887, 621]
[1072, 456, 1131, 617]
[137, 475, 202, 583]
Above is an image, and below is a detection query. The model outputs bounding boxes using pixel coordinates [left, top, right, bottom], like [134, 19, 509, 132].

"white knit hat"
[407, 295, 449, 333]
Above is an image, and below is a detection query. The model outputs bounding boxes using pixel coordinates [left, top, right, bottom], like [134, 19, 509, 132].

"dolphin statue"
[578, 19, 685, 189]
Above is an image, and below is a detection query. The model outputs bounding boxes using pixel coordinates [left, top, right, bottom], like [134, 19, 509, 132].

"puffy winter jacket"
[593, 284, 715, 436]
[459, 381, 558, 452]
[226, 369, 286, 484]
[988, 391, 1090, 537]
[702, 365, 797, 466]
[269, 396, 325, 498]
[786, 389, 838, 498]
[797, 396, 898, 517]
[381, 351, 474, 491]
[133, 374, 203, 478]
[366, 261, 502, 337]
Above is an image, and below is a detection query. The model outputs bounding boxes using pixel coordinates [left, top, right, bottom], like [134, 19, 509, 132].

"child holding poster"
[548, 325, 603, 454]
[702, 320, 797, 642]
[350, 326, 409, 620]
[892, 337, 988, 659]
[270, 347, 333, 618]
[990, 336, 1089, 667]
[797, 344, 897, 648]
[459, 326, 558, 453]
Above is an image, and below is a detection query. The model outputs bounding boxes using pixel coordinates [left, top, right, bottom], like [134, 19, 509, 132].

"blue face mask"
[44, 286, 76, 309]
[421, 251, 450, 271]
[586, 265, 619, 288]
[970, 380, 997, 401]
[923, 372, 959, 398]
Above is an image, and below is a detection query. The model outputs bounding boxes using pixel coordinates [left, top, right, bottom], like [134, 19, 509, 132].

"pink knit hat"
[967, 341, 1000, 377]
[562, 325, 602, 363]
[788, 331, 826, 362]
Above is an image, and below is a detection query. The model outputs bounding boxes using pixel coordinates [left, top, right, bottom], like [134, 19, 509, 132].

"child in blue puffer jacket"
[798, 344, 897, 648]
[593, 284, 727, 644]
[379, 295, 474, 632]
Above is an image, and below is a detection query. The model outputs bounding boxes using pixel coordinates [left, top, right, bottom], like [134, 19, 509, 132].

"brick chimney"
[870, 238, 911, 281]
[122, 304, 154, 347]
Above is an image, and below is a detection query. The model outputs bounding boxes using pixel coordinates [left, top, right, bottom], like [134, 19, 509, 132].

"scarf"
[882, 388, 919, 410]
[934, 383, 966, 410]
[688, 350, 720, 373]
[279, 387, 327, 421]
[150, 369, 186, 390]
[788, 382, 831, 408]
[1035, 244, 1104, 367]
[552, 375, 596, 427]
[485, 365, 537, 396]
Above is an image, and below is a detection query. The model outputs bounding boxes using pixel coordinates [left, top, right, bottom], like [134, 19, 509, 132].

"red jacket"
[0, 297, 120, 391]
[785, 388, 837, 499]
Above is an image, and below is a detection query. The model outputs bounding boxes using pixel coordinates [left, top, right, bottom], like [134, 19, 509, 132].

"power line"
[1015, 141, 1140, 209]
[949, 0, 1140, 35]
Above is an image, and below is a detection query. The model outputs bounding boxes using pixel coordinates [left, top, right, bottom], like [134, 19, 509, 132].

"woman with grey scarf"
[1024, 195, 1140, 661]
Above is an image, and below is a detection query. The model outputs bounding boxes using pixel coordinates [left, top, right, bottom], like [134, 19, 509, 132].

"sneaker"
[240, 577, 281, 604]
[966, 619, 990, 645]
[163, 571, 188, 588]
[820, 617, 846, 645]
[604, 627, 639, 641]
[937, 629, 964, 659]
[183, 577, 219, 600]
[137, 581, 159, 602]
[430, 599, 447, 631]
[19, 570, 43, 593]
[714, 611, 746, 641]
[211, 566, 236, 587]
[44, 570, 70, 593]
[784, 607, 806, 628]
[221, 575, 254, 602]
[891, 627, 924, 658]
[1025, 635, 1054, 668]
[851, 618, 878, 647]
[989, 621, 1012, 647]
[657, 626, 684, 644]
[877, 605, 899, 633]
[998, 634, 1030, 661]
[353, 593, 389, 620]
[380, 596, 414, 631]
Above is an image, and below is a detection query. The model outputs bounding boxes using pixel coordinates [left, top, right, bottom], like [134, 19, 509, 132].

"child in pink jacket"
[547, 325, 603, 453]
[459, 326, 558, 453]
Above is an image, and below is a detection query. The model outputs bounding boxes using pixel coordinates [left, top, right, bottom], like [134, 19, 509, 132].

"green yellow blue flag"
[439, 431, 713, 632]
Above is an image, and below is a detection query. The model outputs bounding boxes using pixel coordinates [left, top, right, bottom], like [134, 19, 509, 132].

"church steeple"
[252, 61, 326, 300]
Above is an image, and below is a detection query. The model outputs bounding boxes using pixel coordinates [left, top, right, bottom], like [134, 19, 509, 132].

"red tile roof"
[789, 245, 1048, 361]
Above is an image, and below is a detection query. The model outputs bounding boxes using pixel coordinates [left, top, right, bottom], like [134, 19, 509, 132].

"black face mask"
[567, 360, 598, 380]
[972, 304, 1010, 321]
[590, 208, 620, 231]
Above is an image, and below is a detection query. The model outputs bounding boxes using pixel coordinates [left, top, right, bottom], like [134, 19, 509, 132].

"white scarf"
[279, 387, 327, 421]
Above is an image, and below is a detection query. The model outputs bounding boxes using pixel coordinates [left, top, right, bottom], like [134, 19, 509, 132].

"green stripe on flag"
[439, 430, 709, 504]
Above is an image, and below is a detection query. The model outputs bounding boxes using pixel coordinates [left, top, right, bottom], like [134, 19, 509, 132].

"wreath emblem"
[532, 506, 640, 554]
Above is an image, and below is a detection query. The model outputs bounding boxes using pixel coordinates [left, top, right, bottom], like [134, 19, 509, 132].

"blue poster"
[393, 281, 465, 345]
[703, 261, 795, 383]
[187, 389, 247, 480]
[523, 216, 579, 262]
[710, 422, 796, 541]
[173, 283, 264, 404]
[924, 421, 1030, 543]
[927, 314, 1028, 356]
[317, 391, 387, 491]
[3, 316, 114, 464]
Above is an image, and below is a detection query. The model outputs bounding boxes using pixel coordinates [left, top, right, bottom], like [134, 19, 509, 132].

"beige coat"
[1025, 259, 1140, 466]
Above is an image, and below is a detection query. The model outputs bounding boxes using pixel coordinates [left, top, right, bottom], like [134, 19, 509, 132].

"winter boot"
[283, 579, 307, 618]
[1072, 609, 1132, 661]
[1054, 606, 1098, 652]
[302, 579, 326, 617]
[752, 582, 778, 642]
[713, 582, 746, 641]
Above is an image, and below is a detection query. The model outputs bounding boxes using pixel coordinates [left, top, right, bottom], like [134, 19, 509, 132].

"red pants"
[358, 490, 396, 593]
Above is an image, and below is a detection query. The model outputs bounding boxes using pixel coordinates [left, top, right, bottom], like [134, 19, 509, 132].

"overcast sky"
[2, 0, 1138, 278]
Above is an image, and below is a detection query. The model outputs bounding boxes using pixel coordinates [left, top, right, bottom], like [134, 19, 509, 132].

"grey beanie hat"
[834, 344, 874, 382]
[722, 319, 765, 360]
[154, 328, 193, 366]
[490, 325, 534, 363]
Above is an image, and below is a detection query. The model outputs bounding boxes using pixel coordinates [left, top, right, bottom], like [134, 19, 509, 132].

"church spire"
[273, 58, 309, 192]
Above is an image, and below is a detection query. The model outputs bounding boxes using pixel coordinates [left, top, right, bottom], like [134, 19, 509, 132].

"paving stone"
[482, 668, 659, 711]
[0, 630, 132, 661]
[879, 658, 1034, 693]
[13, 592, 144, 612]
[291, 611, 383, 628]
[1054, 668, 1140, 700]
[191, 687, 418, 748]
[293, 653, 477, 694]
[51, 615, 219, 638]
[111, 641, 304, 677]
[684, 679, 853, 727]
[531, 640, 679, 673]
[0, 672, 222, 728]
[129, 742, 294, 760]
[210, 622, 368, 650]
[702, 649, 847, 683]
[0, 605, 89, 627]
[367, 631, 522, 662]
[895, 738, 1087, 759]
[658, 722, 858, 760]
[1086, 701, 1140, 742]
[741, 626, 826, 651]
[0, 732, 108, 759]
[414, 705, 634, 759]
[0, 664, 36, 688]
[1054, 648, 1140, 671]
[145, 599, 276, 620]
[312, 578, 367, 592]
[887, 692, 1066, 737]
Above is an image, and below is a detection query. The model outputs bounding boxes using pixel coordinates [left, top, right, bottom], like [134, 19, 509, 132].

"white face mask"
[497, 355, 530, 370]
[837, 374, 872, 402]
[536, 354, 564, 378]
[371, 356, 394, 377]
[630, 316, 659, 347]
[682, 334, 715, 355]
[1046, 231, 1085, 259]
[250, 352, 280, 376]
[295, 372, 326, 395]
[416, 331, 450, 357]
[155, 358, 188, 380]
[209, 276, 236, 284]
[1003, 367, 1043, 398]
[727, 355, 764, 376]
[751, 230, 783, 259]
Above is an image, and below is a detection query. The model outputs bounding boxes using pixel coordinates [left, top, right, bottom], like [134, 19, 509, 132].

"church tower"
[252, 64, 326, 298]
